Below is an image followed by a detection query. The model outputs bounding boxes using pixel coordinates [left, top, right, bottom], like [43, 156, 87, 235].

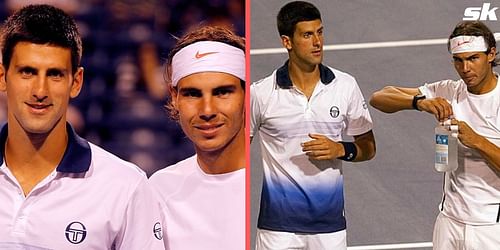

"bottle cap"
[450, 125, 458, 137]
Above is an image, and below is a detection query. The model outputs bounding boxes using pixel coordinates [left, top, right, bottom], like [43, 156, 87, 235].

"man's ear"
[70, 67, 84, 98]
[487, 47, 497, 64]
[0, 64, 7, 92]
[169, 84, 178, 110]
[281, 35, 292, 51]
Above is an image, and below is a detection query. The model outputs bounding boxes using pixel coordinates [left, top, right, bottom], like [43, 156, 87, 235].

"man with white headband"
[149, 26, 245, 250]
[370, 21, 500, 249]
[251, 2, 376, 249]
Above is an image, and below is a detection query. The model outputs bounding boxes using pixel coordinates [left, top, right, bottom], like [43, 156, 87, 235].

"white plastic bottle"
[435, 121, 458, 172]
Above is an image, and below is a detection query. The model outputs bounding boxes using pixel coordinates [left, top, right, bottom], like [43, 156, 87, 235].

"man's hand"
[451, 119, 481, 149]
[301, 134, 345, 160]
[417, 97, 454, 122]
[449, 119, 500, 172]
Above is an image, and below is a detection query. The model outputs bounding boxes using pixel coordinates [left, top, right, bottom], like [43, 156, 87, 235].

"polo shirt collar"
[0, 123, 91, 173]
[275, 60, 335, 88]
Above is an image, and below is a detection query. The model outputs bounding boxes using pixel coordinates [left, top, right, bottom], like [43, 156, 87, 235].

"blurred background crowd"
[0, 0, 245, 176]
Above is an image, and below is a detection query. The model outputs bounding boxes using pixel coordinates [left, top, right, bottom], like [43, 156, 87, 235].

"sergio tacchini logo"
[65, 221, 87, 244]
[195, 51, 218, 59]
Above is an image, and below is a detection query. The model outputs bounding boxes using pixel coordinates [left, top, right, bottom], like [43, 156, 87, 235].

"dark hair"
[277, 1, 321, 37]
[1, 4, 82, 73]
[448, 21, 498, 67]
[165, 25, 245, 120]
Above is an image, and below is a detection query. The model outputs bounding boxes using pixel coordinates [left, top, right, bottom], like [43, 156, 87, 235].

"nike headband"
[171, 41, 245, 87]
[449, 36, 487, 54]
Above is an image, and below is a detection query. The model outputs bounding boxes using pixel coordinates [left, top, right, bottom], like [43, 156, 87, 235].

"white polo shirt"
[149, 155, 245, 250]
[0, 123, 165, 249]
[251, 62, 373, 233]
[419, 75, 500, 225]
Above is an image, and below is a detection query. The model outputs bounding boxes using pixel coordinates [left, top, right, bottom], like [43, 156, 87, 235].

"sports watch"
[412, 94, 426, 111]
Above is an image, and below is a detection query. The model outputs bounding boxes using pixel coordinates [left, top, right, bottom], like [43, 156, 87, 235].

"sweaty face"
[173, 72, 245, 153]
[0, 42, 83, 134]
[452, 48, 496, 94]
[283, 19, 324, 67]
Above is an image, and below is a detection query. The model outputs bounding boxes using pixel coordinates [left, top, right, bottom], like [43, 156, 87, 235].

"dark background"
[0, 0, 245, 176]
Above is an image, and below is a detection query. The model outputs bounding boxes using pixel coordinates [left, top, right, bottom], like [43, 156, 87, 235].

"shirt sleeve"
[418, 79, 459, 101]
[250, 83, 261, 138]
[346, 79, 373, 136]
[115, 177, 165, 250]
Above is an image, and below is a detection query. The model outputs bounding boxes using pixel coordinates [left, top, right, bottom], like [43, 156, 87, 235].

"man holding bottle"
[370, 21, 500, 249]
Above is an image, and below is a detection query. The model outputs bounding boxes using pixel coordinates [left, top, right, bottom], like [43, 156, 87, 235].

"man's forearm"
[370, 86, 416, 113]
[352, 131, 376, 162]
[473, 136, 500, 172]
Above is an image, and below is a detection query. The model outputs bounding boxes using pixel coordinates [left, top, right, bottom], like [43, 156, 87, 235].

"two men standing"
[251, 1, 499, 250]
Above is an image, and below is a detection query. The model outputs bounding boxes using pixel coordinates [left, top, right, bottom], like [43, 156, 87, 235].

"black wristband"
[412, 94, 426, 111]
[338, 142, 357, 161]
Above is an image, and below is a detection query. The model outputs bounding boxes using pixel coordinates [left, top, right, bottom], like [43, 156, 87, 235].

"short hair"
[165, 25, 245, 120]
[277, 1, 321, 37]
[448, 21, 498, 67]
[1, 4, 82, 73]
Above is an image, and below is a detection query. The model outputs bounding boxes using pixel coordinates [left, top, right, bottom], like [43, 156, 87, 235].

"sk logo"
[463, 3, 498, 21]
[330, 106, 340, 118]
[65, 221, 87, 244]
[195, 51, 218, 59]
[153, 222, 163, 240]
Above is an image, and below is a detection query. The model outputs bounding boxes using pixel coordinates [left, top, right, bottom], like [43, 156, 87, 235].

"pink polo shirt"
[149, 155, 245, 250]
[0, 124, 165, 249]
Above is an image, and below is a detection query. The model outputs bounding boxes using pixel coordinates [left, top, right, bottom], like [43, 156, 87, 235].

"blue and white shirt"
[0, 123, 165, 249]
[251, 61, 373, 233]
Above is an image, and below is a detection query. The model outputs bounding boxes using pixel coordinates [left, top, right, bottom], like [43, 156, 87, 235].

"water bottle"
[435, 120, 458, 172]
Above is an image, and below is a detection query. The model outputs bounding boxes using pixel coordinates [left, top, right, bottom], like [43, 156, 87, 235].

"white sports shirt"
[149, 155, 245, 250]
[251, 62, 373, 233]
[419, 74, 500, 225]
[0, 123, 165, 249]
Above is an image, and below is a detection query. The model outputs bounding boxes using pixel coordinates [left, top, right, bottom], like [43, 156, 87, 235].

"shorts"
[255, 228, 347, 250]
[433, 212, 500, 250]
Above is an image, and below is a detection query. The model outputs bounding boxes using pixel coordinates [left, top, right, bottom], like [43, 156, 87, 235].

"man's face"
[452, 48, 496, 92]
[282, 19, 323, 67]
[0, 42, 83, 134]
[173, 72, 244, 153]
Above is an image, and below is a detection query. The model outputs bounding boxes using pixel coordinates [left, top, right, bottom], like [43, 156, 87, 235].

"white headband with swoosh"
[171, 41, 245, 87]
[449, 35, 487, 54]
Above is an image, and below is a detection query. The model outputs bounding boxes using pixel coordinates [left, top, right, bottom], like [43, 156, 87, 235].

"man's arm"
[301, 130, 376, 162]
[352, 130, 376, 162]
[249, 83, 260, 145]
[454, 120, 500, 171]
[370, 86, 419, 113]
[370, 86, 453, 122]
